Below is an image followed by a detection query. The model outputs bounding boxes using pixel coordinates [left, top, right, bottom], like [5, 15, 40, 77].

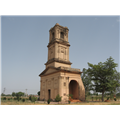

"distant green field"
[1, 96, 120, 105]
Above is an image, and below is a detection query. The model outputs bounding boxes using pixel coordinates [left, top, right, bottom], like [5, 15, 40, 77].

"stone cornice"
[49, 23, 69, 32]
[47, 39, 70, 47]
[39, 66, 82, 77]
[40, 69, 82, 77]
[45, 58, 72, 65]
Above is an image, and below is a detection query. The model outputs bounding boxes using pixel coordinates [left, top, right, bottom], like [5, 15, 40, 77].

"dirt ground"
[1, 100, 120, 105]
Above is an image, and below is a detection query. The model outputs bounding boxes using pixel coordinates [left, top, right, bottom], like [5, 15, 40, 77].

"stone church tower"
[39, 23, 85, 102]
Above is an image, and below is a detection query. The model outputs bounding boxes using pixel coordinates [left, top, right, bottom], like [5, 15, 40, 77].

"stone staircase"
[69, 98, 81, 102]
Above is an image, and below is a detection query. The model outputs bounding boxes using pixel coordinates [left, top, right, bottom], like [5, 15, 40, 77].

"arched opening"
[60, 32, 64, 39]
[52, 32, 54, 39]
[69, 80, 79, 99]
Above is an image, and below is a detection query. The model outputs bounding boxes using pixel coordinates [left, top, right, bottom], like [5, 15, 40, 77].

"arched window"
[60, 32, 64, 39]
[52, 32, 54, 39]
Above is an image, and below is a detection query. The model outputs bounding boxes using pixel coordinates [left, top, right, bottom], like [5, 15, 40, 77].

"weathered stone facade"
[39, 23, 85, 102]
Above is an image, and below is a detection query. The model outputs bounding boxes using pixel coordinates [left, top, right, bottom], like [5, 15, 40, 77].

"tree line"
[1, 91, 40, 97]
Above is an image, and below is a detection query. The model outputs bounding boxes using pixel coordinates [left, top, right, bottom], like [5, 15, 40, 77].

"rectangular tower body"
[39, 23, 85, 102]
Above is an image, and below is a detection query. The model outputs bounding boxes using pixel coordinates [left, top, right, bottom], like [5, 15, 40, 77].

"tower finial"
[55, 23, 59, 25]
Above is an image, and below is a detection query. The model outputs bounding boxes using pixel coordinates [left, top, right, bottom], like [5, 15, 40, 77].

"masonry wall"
[40, 71, 85, 102]
[40, 72, 60, 101]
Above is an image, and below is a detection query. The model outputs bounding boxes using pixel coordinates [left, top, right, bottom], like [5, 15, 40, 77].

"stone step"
[69, 99, 81, 102]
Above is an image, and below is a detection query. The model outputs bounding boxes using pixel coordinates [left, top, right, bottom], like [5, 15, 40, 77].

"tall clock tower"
[39, 23, 85, 102]
[45, 23, 72, 68]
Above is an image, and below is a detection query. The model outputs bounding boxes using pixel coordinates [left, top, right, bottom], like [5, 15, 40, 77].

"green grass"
[86, 96, 120, 102]
[1, 96, 120, 105]
[1, 99, 120, 105]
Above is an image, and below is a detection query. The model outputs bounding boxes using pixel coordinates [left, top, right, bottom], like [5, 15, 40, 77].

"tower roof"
[55, 23, 59, 25]
[49, 23, 69, 31]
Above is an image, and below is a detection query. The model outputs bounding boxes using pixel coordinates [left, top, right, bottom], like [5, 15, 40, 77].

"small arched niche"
[52, 32, 54, 40]
[60, 32, 64, 39]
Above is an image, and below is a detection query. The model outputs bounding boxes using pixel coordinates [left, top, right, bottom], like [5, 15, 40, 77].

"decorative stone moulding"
[45, 58, 72, 65]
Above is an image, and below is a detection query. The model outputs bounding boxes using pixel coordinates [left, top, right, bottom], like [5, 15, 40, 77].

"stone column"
[45, 79, 48, 100]
[67, 47, 69, 61]
[66, 31, 68, 42]
[66, 77, 69, 101]
[55, 43, 57, 59]
[64, 33, 66, 41]
[63, 48, 65, 60]
[66, 48, 68, 61]
[40, 79, 42, 100]
[54, 29, 56, 39]
[51, 78, 54, 100]
[64, 48, 66, 60]
[58, 76, 63, 97]
[48, 48, 49, 60]
[58, 45, 61, 60]
[65, 48, 67, 61]
[78, 78, 81, 99]
[57, 30, 59, 39]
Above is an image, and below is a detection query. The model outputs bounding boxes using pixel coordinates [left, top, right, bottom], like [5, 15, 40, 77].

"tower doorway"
[69, 80, 79, 99]
[48, 89, 51, 100]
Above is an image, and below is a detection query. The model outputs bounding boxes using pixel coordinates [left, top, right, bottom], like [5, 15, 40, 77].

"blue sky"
[1, 16, 120, 95]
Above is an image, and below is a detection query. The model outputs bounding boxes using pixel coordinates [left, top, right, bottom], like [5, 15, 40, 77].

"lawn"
[1, 100, 120, 105]
[1, 100, 45, 105]
[1, 95, 120, 105]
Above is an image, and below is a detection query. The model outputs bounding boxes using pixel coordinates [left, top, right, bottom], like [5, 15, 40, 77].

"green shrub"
[69, 94, 73, 99]
[31, 96, 37, 102]
[116, 93, 120, 97]
[8, 98, 10, 100]
[22, 98, 25, 102]
[3, 97, 6, 100]
[107, 97, 109, 100]
[25, 98, 29, 101]
[15, 96, 21, 101]
[114, 98, 116, 101]
[29, 95, 36, 102]
[14, 97, 17, 100]
[29, 96, 32, 100]
[47, 99, 51, 104]
[17, 97, 20, 101]
[68, 100, 71, 104]
[55, 94, 62, 102]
